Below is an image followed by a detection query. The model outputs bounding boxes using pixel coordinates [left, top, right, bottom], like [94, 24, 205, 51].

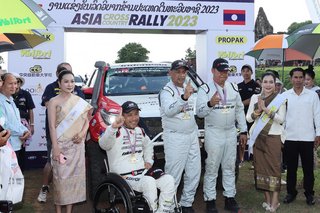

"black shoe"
[181, 206, 195, 213]
[283, 193, 297, 204]
[224, 197, 240, 212]
[304, 192, 315, 205]
[206, 200, 218, 213]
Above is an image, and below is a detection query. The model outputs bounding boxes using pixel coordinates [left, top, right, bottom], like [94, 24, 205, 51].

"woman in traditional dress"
[48, 70, 92, 213]
[246, 72, 286, 212]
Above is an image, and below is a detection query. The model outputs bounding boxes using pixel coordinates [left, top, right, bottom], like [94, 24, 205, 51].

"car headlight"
[100, 109, 118, 126]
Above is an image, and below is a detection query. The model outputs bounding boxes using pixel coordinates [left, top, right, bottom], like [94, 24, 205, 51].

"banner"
[8, 27, 64, 168]
[41, 0, 254, 31]
[196, 30, 255, 83]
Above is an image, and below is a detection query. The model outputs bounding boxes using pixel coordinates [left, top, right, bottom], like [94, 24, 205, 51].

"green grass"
[237, 162, 320, 213]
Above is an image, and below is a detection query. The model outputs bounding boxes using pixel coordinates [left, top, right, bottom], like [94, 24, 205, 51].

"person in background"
[159, 60, 200, 213]
[48, 70, 92, 213]
[246, 72, 286, 212]
[11, 73, 35, 172]
[237, 64, 261, 166]
[0, 73, 11, 147]
[282, 67, 320, 206]
[196, 58, 247, 213]
[304, 68, 320, 170]
[99, 101, 175, 212]
[37, 62, 85, 203]
[275, 78, 286, 94]
[0, 73, 30, 166]
[304, 68, 320, 98]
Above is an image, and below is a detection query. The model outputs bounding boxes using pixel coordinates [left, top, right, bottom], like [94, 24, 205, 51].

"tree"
[185, 47, 196, 59]
[115, 42, 150, 63]
[287, 20, 312, 34]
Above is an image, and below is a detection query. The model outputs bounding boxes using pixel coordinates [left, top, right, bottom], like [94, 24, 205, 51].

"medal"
[130, 153, 137, 163]
[221, 105, 230, 114]
[124, 127, 138, 163]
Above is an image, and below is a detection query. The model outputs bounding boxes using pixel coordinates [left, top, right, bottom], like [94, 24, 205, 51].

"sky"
[0, 0, 313, 77]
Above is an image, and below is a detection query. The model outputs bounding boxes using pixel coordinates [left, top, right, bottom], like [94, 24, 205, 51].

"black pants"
[15, 146, 25, 172]
[284, 140, 314, 196]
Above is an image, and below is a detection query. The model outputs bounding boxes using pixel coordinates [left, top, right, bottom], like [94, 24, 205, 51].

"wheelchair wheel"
[93, 182, 133, 213]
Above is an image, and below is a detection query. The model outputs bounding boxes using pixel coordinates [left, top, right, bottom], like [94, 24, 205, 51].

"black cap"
[121, 101, 141, 113]
[171, 60, 189, 71]
[241, 64, 253, 72]
[212, 58, 229, 72]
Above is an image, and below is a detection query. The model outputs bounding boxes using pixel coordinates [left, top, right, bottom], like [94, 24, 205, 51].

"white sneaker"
[37, 185, 49, 203]
[281, 179, 287, 185]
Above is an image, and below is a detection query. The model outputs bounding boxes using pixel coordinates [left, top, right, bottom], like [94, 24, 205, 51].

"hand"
[112, 108, 125, 128]
[257, 96, 265, 112]
[0, 130, 10, 147]
[239, 134, 247, 147]
[19, 131, 30, 141]
[52, 146, 61, 161]
[145, 162, 152, 170]
[183, 80, 194, 100]
[209, 91, 221, 106]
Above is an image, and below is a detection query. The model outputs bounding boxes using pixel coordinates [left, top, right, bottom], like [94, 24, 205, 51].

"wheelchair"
[93, 159, 182, 213]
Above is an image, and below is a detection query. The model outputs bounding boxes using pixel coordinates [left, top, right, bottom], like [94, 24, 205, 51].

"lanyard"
[214, 82, 227, 105]
[124, 127, 137, 154]
[174, 84, 183, 96]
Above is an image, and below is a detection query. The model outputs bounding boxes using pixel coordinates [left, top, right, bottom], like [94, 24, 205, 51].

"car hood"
[108, 94, 160, 118]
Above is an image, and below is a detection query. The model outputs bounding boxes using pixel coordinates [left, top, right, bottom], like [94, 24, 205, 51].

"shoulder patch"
[162, 86, 174, 96]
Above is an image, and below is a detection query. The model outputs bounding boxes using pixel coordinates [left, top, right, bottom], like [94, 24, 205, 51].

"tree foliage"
[185, 47, 196, 59]
[287, 20, 312, 34]
[115, 42, 150, 63]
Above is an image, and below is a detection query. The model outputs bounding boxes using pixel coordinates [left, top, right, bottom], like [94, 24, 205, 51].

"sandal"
[269, 203, 280, 212]
[262, 202, 271, 211]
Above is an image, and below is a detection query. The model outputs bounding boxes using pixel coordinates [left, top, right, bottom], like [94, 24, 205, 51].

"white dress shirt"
[283, 87, 320, 141]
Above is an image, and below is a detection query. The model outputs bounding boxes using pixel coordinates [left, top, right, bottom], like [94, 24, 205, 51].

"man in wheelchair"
[99, 101, 176, 212]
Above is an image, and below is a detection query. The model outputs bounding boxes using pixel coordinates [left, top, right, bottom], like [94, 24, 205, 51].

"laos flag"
[223, 10, 246, 25]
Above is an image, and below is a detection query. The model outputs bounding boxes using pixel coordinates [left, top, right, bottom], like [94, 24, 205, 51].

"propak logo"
[216, 36, 247, 45]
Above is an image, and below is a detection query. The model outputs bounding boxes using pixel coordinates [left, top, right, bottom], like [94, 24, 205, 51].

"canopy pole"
[282, 49, 285, 82]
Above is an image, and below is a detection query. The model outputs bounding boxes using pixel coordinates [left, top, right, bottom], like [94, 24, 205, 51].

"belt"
[120, 169, 145, 176]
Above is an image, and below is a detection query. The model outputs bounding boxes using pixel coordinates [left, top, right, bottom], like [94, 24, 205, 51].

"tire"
[86, 140, 109, 199]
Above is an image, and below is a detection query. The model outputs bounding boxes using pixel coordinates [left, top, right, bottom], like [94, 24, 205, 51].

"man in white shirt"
[282, 67, 320, 206]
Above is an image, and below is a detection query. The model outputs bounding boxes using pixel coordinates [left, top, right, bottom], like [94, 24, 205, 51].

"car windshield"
[104, 66, 170, 95]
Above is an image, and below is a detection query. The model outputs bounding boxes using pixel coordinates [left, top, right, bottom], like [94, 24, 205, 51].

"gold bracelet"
[253, 110, 261, 116]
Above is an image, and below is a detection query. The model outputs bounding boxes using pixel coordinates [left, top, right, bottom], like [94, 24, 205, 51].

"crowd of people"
[0, 58, 320, 213]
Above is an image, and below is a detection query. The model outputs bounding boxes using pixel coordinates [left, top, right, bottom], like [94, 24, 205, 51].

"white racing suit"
[159, 81, 201, 207]
[196, 81, 247, 201]
[99, 126, 175, 212]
